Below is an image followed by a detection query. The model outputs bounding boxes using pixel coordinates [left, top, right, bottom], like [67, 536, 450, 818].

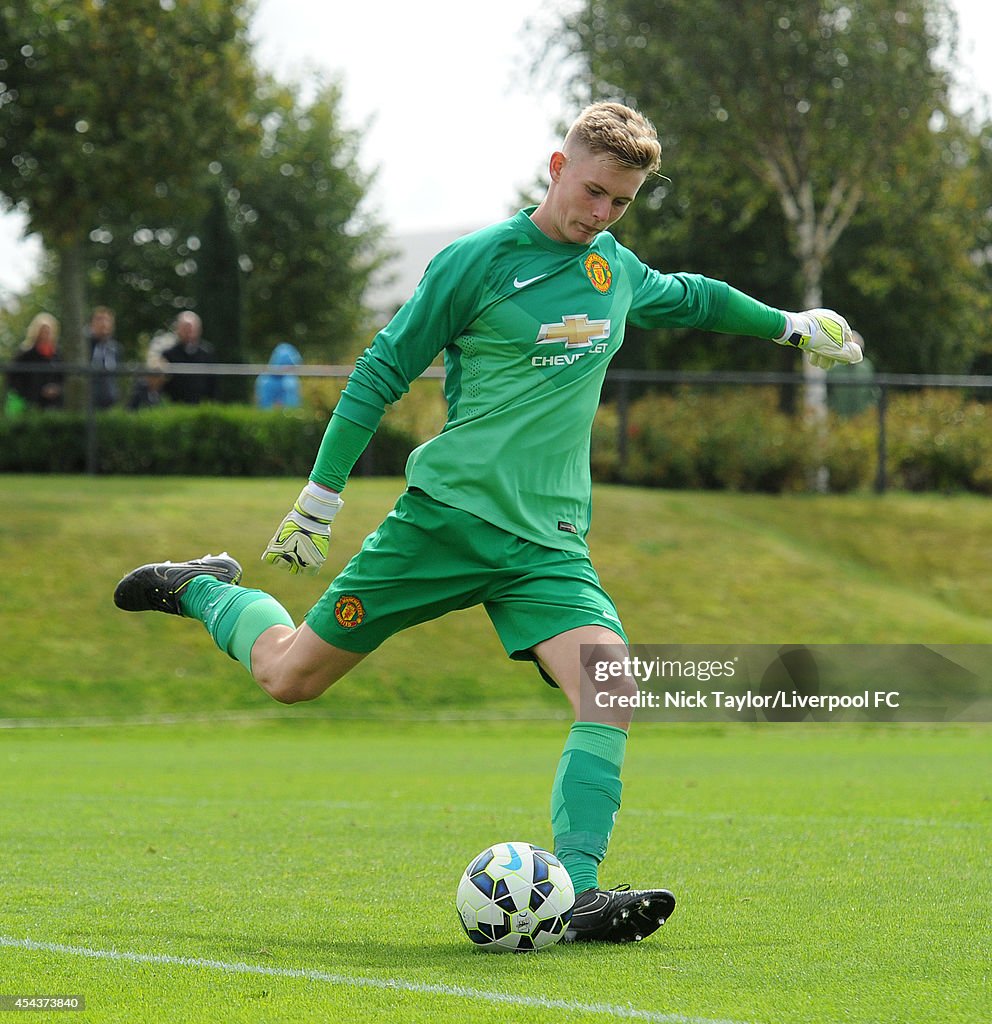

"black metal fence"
[4, 360, 992, 492]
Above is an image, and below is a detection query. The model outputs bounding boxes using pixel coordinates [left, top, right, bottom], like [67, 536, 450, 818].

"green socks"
[551, 722, 627, 895]
[179, 575, 294, 672]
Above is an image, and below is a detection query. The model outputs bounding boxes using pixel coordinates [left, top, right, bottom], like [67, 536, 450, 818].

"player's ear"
[548, 151, 567, 182]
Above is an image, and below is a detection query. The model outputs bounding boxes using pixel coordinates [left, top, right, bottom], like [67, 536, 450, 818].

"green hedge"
[4, 390, 991, 493]
[886, 390, 992, 493]
[592, 388, 817, 492]
[0, 404, 416, 477]
[591, 388, 992, 494]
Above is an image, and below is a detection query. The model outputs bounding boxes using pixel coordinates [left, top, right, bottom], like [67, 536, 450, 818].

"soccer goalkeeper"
[115, 102, 862, 943]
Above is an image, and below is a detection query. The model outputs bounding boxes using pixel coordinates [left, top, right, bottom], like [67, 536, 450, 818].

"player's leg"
[532, 624, 635, 897]
[113, 554, 366, 702]
[533, 624, 675, 943]
[114, 489, 496, 705]
[486, 556, 639, 904]
[487, 541, 676, 943]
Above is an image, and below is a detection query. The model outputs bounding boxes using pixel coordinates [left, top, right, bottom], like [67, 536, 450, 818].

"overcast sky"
[1, 0, 990, 299]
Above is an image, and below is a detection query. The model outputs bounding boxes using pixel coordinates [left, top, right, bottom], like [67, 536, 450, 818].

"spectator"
[88, 306, 122, 409]
[6, 313, 64, 411]
[162, 311, 217, 404]
[256, 342, 303, 409]
[127, 335, 172, 411]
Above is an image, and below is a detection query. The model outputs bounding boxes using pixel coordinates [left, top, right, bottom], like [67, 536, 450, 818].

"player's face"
[536, 148, 649, 245]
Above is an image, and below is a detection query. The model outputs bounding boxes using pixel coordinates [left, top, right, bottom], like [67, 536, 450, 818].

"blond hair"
[23, 312, 60, 350]
[564, 102, 662, 173]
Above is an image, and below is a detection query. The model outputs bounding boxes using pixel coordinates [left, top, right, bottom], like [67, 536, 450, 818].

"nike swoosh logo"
[572, 892, 610, 918]
[503, 844, 523, 871]
[513, 273, 548, 289]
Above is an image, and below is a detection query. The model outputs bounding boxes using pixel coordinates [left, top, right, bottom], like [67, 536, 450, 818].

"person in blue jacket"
[256, 342, 303, 410]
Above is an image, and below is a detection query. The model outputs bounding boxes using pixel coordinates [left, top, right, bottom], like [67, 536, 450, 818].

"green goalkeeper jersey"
[324, 207, 785, 553]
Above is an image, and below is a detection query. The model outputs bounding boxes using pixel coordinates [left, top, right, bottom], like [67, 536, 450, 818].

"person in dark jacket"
[161, 311, 217, 404]
[87, 306, 122, 409]
[6, 313, 64, 411]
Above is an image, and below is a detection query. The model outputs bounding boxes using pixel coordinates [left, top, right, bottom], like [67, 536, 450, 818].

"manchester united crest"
[334, 594, 366, 629]
[584, 252, 612, 294]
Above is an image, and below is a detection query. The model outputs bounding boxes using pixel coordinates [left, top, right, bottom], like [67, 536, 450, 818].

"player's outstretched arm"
[774, 308, 863, 369]
[262, 481, 343, 576]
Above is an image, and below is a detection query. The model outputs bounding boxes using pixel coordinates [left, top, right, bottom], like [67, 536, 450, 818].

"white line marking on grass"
[0, 936, 749, 1024]
[623, 807, 989, 832]
[0, 707, 566, 729]
[0, 708, 304, 729]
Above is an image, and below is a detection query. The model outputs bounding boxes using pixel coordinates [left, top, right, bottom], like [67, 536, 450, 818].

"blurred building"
[366, 226, 480, 324]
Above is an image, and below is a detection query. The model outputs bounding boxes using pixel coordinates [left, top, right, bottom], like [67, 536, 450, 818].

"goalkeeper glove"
[775, 309, 863, 369]
[261, 481, 343, 576]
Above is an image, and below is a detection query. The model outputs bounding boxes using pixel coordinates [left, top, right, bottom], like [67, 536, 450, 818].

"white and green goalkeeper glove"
[262, 481, 343, 576]
[774, 309, 863, 369]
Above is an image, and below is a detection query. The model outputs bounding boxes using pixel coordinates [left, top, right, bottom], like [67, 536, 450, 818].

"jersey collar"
[516, 206, 603, 255]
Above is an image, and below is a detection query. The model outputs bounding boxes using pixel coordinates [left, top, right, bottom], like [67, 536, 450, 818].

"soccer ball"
[456, 841, 575, 951]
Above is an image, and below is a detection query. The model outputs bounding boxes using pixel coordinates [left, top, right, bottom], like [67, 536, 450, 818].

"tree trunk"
[800, 255, 829, 492]
[801, 264, 827, 424]
[195, 185, 246, 402]
[57, 236, 87, 411]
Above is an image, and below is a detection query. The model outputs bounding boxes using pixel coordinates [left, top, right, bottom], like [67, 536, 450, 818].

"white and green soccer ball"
[456, 842, 575, 951]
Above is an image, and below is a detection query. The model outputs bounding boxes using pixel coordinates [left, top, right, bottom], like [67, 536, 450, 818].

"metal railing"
[604, 369, 992, 493]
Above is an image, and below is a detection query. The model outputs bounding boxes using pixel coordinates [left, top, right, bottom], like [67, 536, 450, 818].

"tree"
[233, 77, 388, 362]
[825, 112, 992, 373]
[960, 118, 992, 376]
[195, 182, 246, 400]
[551, 0, 982, 386]
[0, 0, 257, 393]
[75, 76, 387, 366]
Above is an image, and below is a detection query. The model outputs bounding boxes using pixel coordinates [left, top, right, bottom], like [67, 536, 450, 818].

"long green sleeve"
[709, 285, 787, 339]
[309, 413, 375, 492]
[308, 228, 489, 492]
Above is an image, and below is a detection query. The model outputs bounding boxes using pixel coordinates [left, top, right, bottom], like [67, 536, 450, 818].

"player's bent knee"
[577, 640, 638, 726]
[263, 670, 330, 705]
[587, 672, 638, 727]
[598, 671, 639, 703]
[253, 655, 337, 704]
[251, 624, 364, 704]
[269, 684, 317, 705]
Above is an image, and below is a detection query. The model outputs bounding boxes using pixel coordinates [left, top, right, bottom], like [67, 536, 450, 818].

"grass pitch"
[1, 721, 988, 1024]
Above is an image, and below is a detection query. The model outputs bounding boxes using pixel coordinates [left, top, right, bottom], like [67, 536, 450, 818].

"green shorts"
[305, 488, 627, 682]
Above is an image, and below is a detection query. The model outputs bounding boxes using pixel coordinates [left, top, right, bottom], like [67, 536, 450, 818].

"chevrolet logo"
[536, 314, 611, 349]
